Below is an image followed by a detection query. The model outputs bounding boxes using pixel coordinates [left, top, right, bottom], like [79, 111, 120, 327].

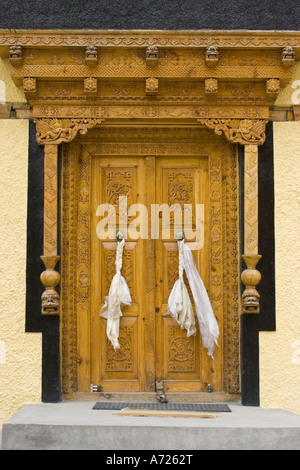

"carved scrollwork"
[35, 117, 104, 145]
[197, 118, 267, 145]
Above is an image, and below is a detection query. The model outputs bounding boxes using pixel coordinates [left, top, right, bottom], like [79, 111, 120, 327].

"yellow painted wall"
[0, 60, 42, 427]
[259, 62, 300, 415]
[259, 121, 300, 415]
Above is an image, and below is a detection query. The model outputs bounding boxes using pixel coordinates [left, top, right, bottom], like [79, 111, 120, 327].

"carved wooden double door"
[61, 127, 240, 397]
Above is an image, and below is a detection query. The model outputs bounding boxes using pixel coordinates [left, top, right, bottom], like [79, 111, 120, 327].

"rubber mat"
[93, 402, 231, 412]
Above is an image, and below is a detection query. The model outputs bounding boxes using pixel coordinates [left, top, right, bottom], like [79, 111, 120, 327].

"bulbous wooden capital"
[40, 255, 61, 315]
[241, 254, 262, 314]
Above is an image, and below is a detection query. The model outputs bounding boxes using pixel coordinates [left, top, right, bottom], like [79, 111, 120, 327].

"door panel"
[90, 156, 146, 391]
[155, 157, 214, 392]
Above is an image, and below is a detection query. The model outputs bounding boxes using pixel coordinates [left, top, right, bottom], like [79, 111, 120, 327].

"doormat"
[93, 402, 231, 412]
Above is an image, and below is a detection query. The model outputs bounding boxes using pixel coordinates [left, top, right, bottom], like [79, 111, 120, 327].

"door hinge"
[155, 378, 168, 403]
[90, 384, 102, 393]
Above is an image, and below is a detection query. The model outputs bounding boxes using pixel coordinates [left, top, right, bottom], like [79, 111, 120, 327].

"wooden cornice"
[1, 29, 300, 50]
[1, 29, 299, 145]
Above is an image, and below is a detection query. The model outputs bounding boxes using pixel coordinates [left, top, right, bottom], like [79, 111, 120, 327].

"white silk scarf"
[168, 238, 219, 359]
[100, 238, 131, 350]
[167, 239, 197, 338]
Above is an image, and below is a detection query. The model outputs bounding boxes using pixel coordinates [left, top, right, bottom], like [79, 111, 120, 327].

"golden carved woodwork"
[206, 46, 219, 67]
[197, 118, 266, 145]
[1, 29, 298, 390]
[40, 255, 61, 315]
[61, 127, 240, 396]
[281, 46, 295, 67]
[35, 117, 104, 145]
[205, 78, 218, 94]
[241, 144, 262, 314]
[84, 77, 97, 93]
[241, 255, 262, 314]
[244, 144, 259, 255]
[23, 77, 36, 94]
[266, 78, 280, 94]
[85, 45, 98, 65]
[145, 77, 159, 95]
[146, 46, 159, 66]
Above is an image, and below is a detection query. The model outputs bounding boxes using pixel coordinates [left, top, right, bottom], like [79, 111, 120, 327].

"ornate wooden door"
[90, 155, 148, 392]
[61, 128, 240, 397]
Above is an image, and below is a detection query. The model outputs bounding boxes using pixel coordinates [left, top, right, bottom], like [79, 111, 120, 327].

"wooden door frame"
[2, 28, 296, 401]
[59, 128, 240, 397]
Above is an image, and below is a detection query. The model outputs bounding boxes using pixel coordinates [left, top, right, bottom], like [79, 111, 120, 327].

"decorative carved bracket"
[35, 117, 104, 145]
[197, 118, 267, 145]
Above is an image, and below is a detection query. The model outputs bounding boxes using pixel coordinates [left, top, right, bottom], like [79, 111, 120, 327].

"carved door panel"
[90, 156, 148, 392]
[155, 157, 222, 392]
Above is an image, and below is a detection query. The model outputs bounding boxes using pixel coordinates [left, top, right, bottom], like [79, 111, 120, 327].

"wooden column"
[241, 144, 262, 314]
[40, 143, 61, 315]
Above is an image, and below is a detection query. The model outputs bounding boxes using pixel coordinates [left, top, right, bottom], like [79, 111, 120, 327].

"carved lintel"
[9, 45, 23, 65]
[197, 118, 267, 145]
[241, 254, 262, 314]
[146, 46, 159, 66]
[206, 46, 219, 67]
[40, 255, 61, 315]
[35, 117, 104, 145]
[145, 77, 159, 95]
[281, 46, 295, 67]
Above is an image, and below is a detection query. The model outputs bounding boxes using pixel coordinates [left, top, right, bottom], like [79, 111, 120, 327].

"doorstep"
[1, 401, 300, 450]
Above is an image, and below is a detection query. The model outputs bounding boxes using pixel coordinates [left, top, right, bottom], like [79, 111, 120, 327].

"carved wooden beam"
[241, 144, 262, 314]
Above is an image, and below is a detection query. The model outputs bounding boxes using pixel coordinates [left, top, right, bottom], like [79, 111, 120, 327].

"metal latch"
[156, 378, 168, 403]
[90, 384, 102, 393]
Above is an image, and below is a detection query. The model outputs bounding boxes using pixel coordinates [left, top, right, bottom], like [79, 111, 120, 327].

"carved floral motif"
[145, 77, 159, 95]
[205, 78, 218, 94]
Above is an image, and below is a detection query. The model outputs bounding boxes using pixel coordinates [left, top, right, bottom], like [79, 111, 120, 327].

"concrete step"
[1, 401, 300, 450]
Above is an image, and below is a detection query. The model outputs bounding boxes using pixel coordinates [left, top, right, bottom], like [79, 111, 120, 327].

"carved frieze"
[1, 30, 300, 48]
